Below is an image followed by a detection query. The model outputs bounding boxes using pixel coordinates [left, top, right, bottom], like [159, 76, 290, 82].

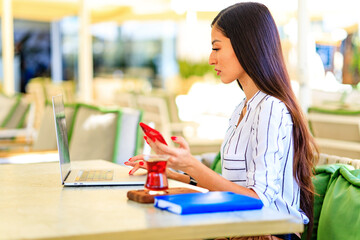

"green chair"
[302, 164, 354, 240]
[68, 104, 142, 164]
[113, 107, 143, 164]
[210, 151, 222, 174]
[135, 92, 199, 148]
[0, 94, 21, 127]
[0, 94, 36, 148]
[68, 104, 120, 162]
[318, 153, 360, 170]
[32, 102, 76, 151]
[2, 98, 31, 129]
[0, 94, 31, 129]
[317, 167, 360, 240]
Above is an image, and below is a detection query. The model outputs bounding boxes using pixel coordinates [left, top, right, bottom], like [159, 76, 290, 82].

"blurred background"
[1, 0, 360, 162]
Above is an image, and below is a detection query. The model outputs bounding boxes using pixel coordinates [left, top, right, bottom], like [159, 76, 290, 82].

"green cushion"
[317, 167, 360, 240]
[210, 152, 222, 174]
[302, 164, 354, 240]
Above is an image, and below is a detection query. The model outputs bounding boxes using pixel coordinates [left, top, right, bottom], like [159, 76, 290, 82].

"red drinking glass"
[144, 155, 169, 194]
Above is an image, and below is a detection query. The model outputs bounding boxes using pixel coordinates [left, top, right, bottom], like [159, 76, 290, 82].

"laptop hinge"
[63, 169, 71, 183]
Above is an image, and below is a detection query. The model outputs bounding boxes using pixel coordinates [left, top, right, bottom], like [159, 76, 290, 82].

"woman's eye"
[212, 48, 219, 51]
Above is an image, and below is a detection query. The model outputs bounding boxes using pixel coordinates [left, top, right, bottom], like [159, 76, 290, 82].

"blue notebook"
[154, 191, 263, 215]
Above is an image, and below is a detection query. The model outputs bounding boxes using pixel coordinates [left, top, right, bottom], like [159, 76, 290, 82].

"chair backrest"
[113, 107, 143, 164]
[302, 153, 360, 240]
[32, 103, 76, 151]
[136, 94, 172, 142]
[114, 92, 137, 109]
[0, 94, 20, 127]
[68, 104, 121, 162]
[25, 79, 46, 130]
[317, 167, 360, 240]
[26, 79, 77, 129]
[93, 78, 122, 104]
[318, 153, 360, 169]
[302, 163, 355, 240]
[1, 95, 31, 129]
[44, 81, 76, 103]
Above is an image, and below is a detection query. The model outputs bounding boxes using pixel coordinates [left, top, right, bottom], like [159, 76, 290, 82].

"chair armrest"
[0, 150, 58, 164]
[0, 128, 36, 139]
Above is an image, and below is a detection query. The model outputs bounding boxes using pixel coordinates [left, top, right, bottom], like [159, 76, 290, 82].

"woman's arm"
[126, 136, 259, 198]
[181, 154, 259, 199]
[151, 136, 260, 199]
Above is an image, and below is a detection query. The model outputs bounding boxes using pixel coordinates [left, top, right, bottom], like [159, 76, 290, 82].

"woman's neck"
[238, 76, 259, 101]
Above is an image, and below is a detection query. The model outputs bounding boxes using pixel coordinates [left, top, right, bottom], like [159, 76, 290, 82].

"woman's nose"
[208, 52, 216, 65]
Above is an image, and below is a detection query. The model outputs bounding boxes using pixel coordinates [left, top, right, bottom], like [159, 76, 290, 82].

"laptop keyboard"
[75, 170, 114, 181]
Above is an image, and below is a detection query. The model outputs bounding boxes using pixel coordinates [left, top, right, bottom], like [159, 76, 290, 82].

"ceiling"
[0, 0, 358, 29]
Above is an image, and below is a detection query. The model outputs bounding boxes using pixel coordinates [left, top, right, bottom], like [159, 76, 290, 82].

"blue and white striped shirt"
[221, 90, 308, 224]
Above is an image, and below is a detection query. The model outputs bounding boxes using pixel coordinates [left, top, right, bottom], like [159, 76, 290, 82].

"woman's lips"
[215, 69, 221, 76]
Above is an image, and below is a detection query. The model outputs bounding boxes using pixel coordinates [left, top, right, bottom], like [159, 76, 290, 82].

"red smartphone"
[139, 122, 167, 145]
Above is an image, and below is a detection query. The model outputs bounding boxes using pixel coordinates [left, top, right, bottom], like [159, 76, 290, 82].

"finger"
[143, 136, 167, 155]
[125, 156, 147, 170]
[171, 136, 190, 151]
[128, 161, 147, 175]
[144, 136, 159, 149]
[143, 136, 164, 154]
[126, 155, 145, 163]
[124, 161, 137, 167]
[124, 160, 146, 168]
[128, 163, 140, 175]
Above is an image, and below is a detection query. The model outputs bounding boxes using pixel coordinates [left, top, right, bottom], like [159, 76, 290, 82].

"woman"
[126, 2, 318, 240]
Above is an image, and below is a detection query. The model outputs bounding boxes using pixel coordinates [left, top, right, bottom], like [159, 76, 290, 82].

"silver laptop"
[52, 94, 146, 186]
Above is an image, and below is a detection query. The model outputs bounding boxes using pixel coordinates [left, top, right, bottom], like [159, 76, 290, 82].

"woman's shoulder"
[255, 95, 292, 125]
[259, 95, 289, 114]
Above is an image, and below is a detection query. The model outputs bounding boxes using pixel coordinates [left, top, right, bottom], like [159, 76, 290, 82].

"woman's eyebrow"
[211, 40, 221, 45]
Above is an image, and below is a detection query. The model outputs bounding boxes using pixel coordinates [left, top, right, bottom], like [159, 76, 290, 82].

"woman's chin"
[221, 78, 236, 84]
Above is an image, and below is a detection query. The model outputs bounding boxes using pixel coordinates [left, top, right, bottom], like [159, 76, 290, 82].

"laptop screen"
[52, 95, 71, 184]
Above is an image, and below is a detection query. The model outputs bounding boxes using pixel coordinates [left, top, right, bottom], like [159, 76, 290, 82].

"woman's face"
[209, 27, 246, 84]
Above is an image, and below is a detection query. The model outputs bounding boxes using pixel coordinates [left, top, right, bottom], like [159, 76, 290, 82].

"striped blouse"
[220, 90, 309, 224]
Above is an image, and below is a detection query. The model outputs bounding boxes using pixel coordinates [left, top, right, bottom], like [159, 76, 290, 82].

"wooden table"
[0, 160, 303, 240]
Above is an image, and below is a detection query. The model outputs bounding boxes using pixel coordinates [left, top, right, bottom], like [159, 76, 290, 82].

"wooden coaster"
[127, 187, 200, 203]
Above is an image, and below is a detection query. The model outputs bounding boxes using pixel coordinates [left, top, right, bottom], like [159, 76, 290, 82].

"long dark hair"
[212, 3, 318, 239]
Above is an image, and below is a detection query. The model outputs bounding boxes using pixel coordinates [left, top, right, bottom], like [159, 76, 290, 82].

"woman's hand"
[155, 136, 195, 172]
[124, 155, 146, 175]
[125, 153, 182, 180]
[126, 135, 197, 175]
